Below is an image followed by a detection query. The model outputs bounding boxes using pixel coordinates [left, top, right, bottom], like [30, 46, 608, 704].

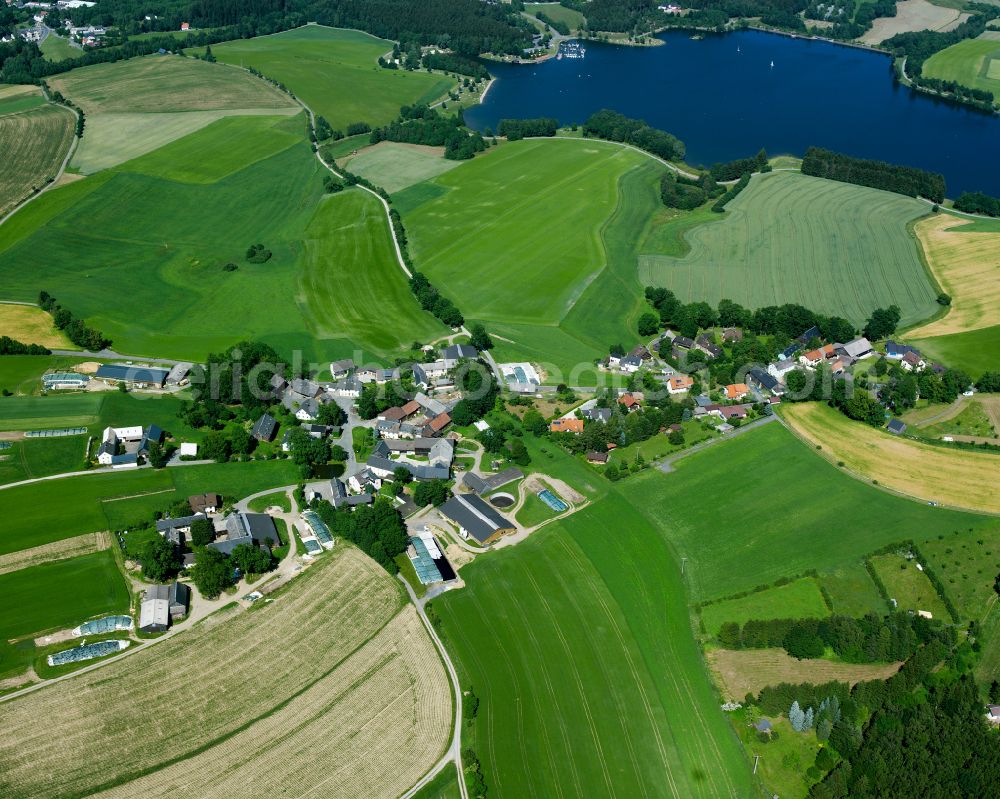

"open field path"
[398, 576, 469, 799]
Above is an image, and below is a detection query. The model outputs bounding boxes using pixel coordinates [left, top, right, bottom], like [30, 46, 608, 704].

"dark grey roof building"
[439, 493, 516, 545]
[95, 364, 169, 387]
[251, 413, 278, 442]
[210, 512, 279, 555]
[887, 418, 907, 435]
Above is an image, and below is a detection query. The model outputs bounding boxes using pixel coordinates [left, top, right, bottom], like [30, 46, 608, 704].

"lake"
[466, 30, 1000, 196]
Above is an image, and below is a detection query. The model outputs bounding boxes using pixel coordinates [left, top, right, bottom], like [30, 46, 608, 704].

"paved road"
[657, 413, 778, 473]
[397, 576, 469, 799]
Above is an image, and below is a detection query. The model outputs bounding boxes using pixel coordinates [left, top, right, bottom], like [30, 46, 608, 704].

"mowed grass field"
[0, 114, 435, 361]
[924, 37, 1000, 99]
[782, 402, 1000, 514]
[0, 548, 452, 799]
[624, 421, 990, 603]
[700, 578, 829, 635]
[48, 54, 298, 172]
[434, 493, 755, 799]
[400, 138, 660, 376]
[213, 25, 454, 129]
[299, 190, 446, 351]
[0, 303, 74, 348]
[39, 34, 79, 62]
[342, 142, 461, 194]
[525, 2, 586, 28]
[0, 459, 299, 555]
[639, 171, 939, 329]
[0, 355, 91, 395]
[0, 97, 75, 218]
[869, 553, 950, 618]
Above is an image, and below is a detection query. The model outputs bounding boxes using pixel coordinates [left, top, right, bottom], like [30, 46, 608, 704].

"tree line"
[37, 291, 111, 351]
[496, 117, 559, 140]
[0, 336, 50, 356]
[315, 495, 409, 573]
[954, 190, 1000, 217]
[717, 611, 953, 662]
[582, 108, 685, 161]
[801, 147, 946, 203]
[369, 105, 486, 160]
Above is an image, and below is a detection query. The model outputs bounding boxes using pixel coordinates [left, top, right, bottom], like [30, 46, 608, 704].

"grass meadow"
[213, 25, 454, 129]
[0, 113, 434, 362]
[0, 550, 129, 679]
[525, 2, 586, 28]
[0, 101, 75, 218]
[924, 37, 1000, 99]
[623, 421, 990, 603]
[434, 492, 755, 799]
[818, 564, 889, 617]
[49, 54, 298, 172]
[39, 34, 79, 62]
[401, 138, 658, 376]
[0, 303, 74, 348]
[782, 402, 1000, 514]
[699, 578, 830, 635]
[342, 142, 461, 193]
[911, 323, 1000, 378]
[0, 459, 299, 554]
[639, 171, 938, 329]
[869, 553, 950, 618]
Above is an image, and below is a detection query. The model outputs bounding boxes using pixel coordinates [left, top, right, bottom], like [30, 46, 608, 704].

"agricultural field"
[0, 302, 74, 348]
[0, 113, 433, 362]
[0, 531, 109, 577]
[0, 459, 299, 555]
[299, 190, 447, 353]
[401, 138, 661, 377]
[869, 552, 950, 618]
[699, 578, 830, 636]
[907, 214, 1000, 337]
[914, 398, 997, 441]
[0, 434, 88, 486]
[924, 37, 1000, 98]
[623, 421, 990, 603]
[342, 142, 461, 193]
[0, 549, 452, 799]
[910, 322, 1000, 377]
[0, 550, 129, 679]
[0, 99, 75, 218]
[782, 401, 1000, 514]
[860, 0, 969, 45]
[48, 54, 298, 172]
[608, 419, 715, 466]
[213, 25, 454, 130]
[434, 492, 755, 798]
[639, 171, 939, 329]
[705, 648, 902, 702]
[525, 2, 587, 29]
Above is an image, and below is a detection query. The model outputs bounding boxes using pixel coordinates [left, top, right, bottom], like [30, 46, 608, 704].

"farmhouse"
[586, 450, 609, 464]
[695, 334, 722, 359]
[550, 418, 584, 434]
[188, 493, 222, 514]
[94, 363, 169, 388]
[887, 418, 907, 435]
[667, 375, 694, 395]
[329, 358, 355, 379]
[329, 378, 362, 398]
[768, 359, 798, 383]
[461, 467, 523, 495]
[885, 340, 920, 359]
[441, 344, 478, 366]
[439, 493, 516, 545]
[348, 469, 382, 494]
[165, 363, 192, 386]
[251, 413, 278, 442]
[724, 383, 749, 401]
[155, 514, 204, 543]
[799, 344, 835, 368]
[96, 424, 163, 467]
[843, 337, 874, 360]
[747, 367, 781, 395]
[619, 393, 641, 412]
[138, 582, 189, 632]
[901, 351, 926, 372]
[581, 406, 612, 423]
[723, 327, 743, 343]
[210, 512, 279, 555]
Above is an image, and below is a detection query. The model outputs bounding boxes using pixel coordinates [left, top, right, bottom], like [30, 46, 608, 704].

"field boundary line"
[0, 93, 79, 229]
[537, 134, 700, 180]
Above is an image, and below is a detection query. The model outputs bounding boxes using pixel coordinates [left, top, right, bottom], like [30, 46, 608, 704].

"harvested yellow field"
[0, 548, 450, 799]
[0, 531, 109, 576]
[907, 214, 1000, 337]
[706, 647, 902, 700]
[0, 303, 74, 348]
[92, 608, 451, 799]
[783, 402, 1000, 514]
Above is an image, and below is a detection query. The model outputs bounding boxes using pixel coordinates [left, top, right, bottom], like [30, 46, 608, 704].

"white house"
[619, 354, 643, 373]
[768, 358, 798, 383]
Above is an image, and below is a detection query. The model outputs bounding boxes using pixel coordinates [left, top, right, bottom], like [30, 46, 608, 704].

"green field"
[910, 323, 1000, 377]
[0, 435, 87, 486]
[0, 355, 91, 395]
[869, 553, 951, 619]
[819, 564, 888, 617]
[434, 492, 755, 798]
[411, 764, 461, 799]
[0, 459, 298, 555]
[48, 54, 298, 172]
[0, 550, 129, 678]
[0, 114, 438, 361]
[639, 171, 939, 329]
[401, 138, 660, 376]
[0, 101, 75, 219]
[514, 491, 556, 527]
[924, 38, 1000, 100]
[525, 2, 587, 29]
[39, 34, 79, 62]
[700, 578, 829, 636]
[624, 422, 990, 603]
[247, 489, 292, 513]
[343, 142, 461, 194]
[213, 25, 455, 129]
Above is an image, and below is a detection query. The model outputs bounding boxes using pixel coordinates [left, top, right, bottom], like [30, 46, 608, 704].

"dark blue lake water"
[465, 30, 1000, 196]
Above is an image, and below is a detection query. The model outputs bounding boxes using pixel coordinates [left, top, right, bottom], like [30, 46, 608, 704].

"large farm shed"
[439, 493, 515, 545]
